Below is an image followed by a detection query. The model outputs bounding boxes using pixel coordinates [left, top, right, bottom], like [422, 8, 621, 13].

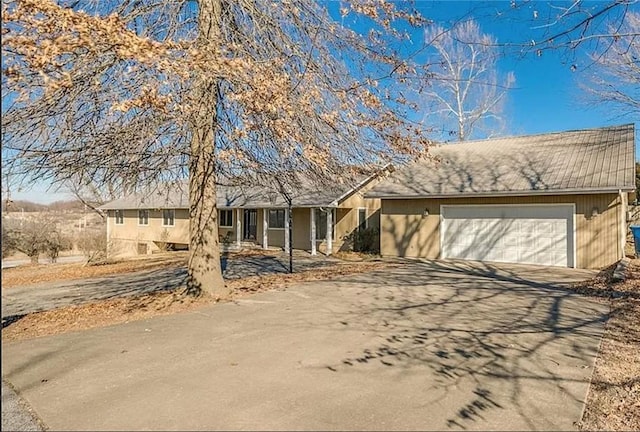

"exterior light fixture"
[591, 207, 600, 218]
[423, 208, 430, 217]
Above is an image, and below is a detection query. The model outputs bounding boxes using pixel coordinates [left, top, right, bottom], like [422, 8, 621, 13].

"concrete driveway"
[2, 260, 607, 431]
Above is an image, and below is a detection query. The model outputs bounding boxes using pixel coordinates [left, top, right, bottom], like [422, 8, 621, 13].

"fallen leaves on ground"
[331, 251, 380, 262]
[1, 252, 189, 289]
[2, 261, 391, 343]
[572, 260, 640, 431]
[570, 262, 640, 302]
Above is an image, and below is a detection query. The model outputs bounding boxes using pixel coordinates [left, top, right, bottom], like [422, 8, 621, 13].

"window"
[138, 209, 149, 226]
[162, 209, 175, 226]
[358, 208, 367, 231]
[268, 209, 285, 229]
[315, 209, 336, 240]
[219, 209, 233, 227]
[115, 210, 124, 225]
[137, 243, 148, 255]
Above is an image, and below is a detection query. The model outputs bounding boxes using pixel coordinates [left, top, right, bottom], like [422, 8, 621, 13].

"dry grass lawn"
[1, 249, 284, 289]
[1, 252, 189, 289]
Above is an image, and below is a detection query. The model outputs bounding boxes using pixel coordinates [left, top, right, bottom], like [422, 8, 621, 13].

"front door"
[243, 209, 257, 240]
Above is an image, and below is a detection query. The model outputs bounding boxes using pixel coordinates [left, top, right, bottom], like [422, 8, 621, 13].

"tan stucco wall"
[293, 186, 380, 253]
[108, 209, 190, 257]
[105, 174, 386, 257]
[267, 227, 285, 247]
[380, 193, 626, 269]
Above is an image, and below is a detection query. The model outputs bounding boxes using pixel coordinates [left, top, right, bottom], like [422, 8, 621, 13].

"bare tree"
[421, 20, 515, 141]
[65, 174, 121, 220]
[2, 0, 431, 298]
[2, 224, 17, 259]
[3, 219, 50, 264]
[518, 0, 639, 53]
[584, 11, 639, 117]
[44, 228, 72, 263]
[77, 227, 108, 265]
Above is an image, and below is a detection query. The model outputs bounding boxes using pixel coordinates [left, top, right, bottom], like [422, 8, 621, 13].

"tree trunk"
[186, 0, 228, 298]
[458, 118, 465, 142]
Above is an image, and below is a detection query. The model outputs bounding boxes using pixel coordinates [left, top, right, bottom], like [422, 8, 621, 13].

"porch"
[218, 207, 338, 256]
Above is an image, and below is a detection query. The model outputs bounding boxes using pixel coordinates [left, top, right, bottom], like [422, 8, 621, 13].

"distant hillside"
[2, 199, 91, 212]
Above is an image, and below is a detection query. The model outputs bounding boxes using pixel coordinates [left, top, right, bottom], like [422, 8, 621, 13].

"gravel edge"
[1, 379, 47, 431]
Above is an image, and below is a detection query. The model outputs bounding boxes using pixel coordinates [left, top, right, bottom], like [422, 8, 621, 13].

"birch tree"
[585, 11, 639, 117]
[517, 0, 639, 53]
[421, 20, 515, 141]
[1, 0, 430, 298]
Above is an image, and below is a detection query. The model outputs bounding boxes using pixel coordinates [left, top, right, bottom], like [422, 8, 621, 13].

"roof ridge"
[431, 123, 635, 147]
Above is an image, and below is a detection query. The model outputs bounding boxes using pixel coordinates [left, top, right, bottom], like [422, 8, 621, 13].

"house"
[99, 169, 390, 258]
[366, 124, 636, 269]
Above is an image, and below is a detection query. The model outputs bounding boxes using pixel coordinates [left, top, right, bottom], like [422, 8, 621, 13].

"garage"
[441, 204, 575, 267]
[367, 125, 635, 269]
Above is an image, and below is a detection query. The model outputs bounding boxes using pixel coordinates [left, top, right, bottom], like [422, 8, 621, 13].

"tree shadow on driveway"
[320, 260, 608, 430]
[1, 252, 339, 318]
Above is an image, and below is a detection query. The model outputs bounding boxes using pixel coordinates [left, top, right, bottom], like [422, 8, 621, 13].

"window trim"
[114, 210, 124, 225]
[138, 209, 149, 226]
[219, 209, 234, 228]
[162, 209, 175, 227]
[268, 209, 286, 230]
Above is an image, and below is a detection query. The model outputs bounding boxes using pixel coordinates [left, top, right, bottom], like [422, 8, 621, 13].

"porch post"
[106, 211, 111, 258]
[284, 208, 290, 253]
[236, 208, 241, 248]
[310, 208, 316, 256]
[326, 209, 333, 256]
[262, 209, 269, 249]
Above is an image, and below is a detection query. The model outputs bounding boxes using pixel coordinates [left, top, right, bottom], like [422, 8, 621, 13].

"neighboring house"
[99, 169, 389, 258]
[366, 124, 636, 269]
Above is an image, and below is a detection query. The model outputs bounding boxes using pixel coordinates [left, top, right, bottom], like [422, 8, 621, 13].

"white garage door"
[441, 205, 574, 267]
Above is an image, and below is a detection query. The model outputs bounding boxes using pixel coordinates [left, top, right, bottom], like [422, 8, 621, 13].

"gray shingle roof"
[366, 124, 636, 198]
[99, 171, 379, 210]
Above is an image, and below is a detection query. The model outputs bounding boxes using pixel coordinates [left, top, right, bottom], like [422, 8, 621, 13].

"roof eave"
[334, 164, 393, 206]
[366, 187, 636, 200]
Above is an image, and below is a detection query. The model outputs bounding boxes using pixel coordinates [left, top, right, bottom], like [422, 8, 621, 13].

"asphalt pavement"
[2, 260, 604, 430]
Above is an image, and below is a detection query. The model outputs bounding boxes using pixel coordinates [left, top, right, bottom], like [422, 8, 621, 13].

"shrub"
[344, 227, 379, 253]
[77, 228, 107, 264]
[1, 218, 71, 263]
[2, 224, 17, 258]
[44, 230, 72, 263]
[156, 229, 171, 252]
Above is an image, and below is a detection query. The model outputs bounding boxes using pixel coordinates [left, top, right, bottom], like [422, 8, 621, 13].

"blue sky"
[6, 0, 639, 203]
[404, 1, 639, 138]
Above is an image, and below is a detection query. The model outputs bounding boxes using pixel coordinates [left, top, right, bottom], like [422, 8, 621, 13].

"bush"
[219, 231, 234, 246]
[344, 227, 379, 253]
[77, 228, 107, 264]
[2, 218, 71, 263]
[156, 229, 171, 252]
[44, 230, 72, 263]
[2, 224, 17, 258]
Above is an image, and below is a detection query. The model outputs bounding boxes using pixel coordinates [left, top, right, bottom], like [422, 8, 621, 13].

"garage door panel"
[442, 205, 574, 267]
